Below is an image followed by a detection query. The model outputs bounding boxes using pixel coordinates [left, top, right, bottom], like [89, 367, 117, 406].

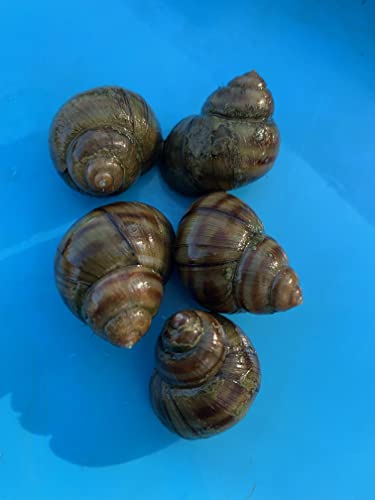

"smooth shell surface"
[49, 86, 162, 196]
[55, 202, 174, 347]
[162, 71, 280, 196]
[150, 310, 261, 439]
[175, 192, 303, 314]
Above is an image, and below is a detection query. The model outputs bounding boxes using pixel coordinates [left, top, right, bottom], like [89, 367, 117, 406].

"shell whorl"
[150, 311, 261, 439]
[54, 202, 174, 347]
[49, 86, 162, 196]
[202, 70, 274, 120]
[155, 310, 226, 388]
[235, 236, 303, 313]
[175, 192, 303, 314]
[82, 266, 163, 348]
[66, 128, 129, 195]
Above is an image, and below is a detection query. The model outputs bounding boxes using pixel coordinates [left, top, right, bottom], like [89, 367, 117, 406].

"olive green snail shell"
[54, 202, 174, 348]
[175, 192, 303, 314]
[49, 86, 162, 196]
[162, 70, 280, 196]
[150, 310, 261, 439]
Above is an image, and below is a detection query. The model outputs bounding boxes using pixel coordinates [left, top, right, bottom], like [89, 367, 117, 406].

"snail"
[150, 310, 261, 439]
[161, 70, 280, 196]
[54, 202, 174, 348]
[49, 86, 162, 196]
[175, 192, 303, 314]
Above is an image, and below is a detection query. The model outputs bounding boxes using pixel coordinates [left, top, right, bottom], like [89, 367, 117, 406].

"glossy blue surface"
[1, 1, 374, 499]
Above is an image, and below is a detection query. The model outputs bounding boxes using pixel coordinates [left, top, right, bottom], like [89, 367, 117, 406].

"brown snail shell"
[175, 192, 302, 314]
[162, 70, 280, 196]
[49, 86, 162, 196]
[54, 202, 174, 348]
[150, 310, 261, 439]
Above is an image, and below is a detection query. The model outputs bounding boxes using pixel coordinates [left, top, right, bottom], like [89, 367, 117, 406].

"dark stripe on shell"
[163, 382, 197, 438]
[100, 206, 137, 259]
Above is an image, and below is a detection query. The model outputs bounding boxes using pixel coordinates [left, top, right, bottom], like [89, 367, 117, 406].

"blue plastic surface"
[1, 1, 374, 499]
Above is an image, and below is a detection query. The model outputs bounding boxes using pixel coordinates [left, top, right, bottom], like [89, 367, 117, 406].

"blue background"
[0, 1, 374, 499]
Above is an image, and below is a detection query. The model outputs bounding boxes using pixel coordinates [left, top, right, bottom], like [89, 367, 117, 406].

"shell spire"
[83, 154, 124, 195]
[234, 235, 303, 313]
[155, 310, 226, 387]
[203, 70, 274, 120]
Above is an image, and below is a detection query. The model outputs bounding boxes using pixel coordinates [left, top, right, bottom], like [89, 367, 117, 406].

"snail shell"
[49, 86, 162, 196]
[162, 71, 280, 196]
[55, 202, 174, 348]
[150, 310, 261, 439]
[175, 192, 302, 314]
